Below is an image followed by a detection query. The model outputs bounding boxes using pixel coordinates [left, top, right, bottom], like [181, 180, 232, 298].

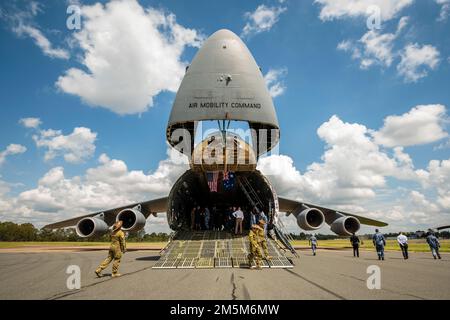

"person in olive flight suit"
[257, 219, 272, 260]
[248, 224, 263, 269]
[95, 220, 126, 278]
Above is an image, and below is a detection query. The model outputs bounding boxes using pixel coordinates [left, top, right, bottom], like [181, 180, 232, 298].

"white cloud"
[241, 5, 286, 38]
[259, 115, 418, 205]
[0, 144, 27, 166]
[13, 24, 70, 59]
[3, 1, 69, 59]
[337, 16, 408, 69]
[0, 151, 188, 229]
[397, 43, 440, 82]
[32, 127, 97, 164]
[373, 104, 448, 147]
[418, 159, 450, 210]
[436, 0, 450, 21]
[56, 0, 203, 115]
[315, 0, 413, 21]
[264, 68, 288, 98]
[19, 117, 41, 129]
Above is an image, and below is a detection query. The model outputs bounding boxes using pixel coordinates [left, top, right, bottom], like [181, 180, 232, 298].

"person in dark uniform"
[213, 206, 222, 230]
[350, 233, 360, 257]
[194, 206, 202, 230]
[190, 206, 196, 231]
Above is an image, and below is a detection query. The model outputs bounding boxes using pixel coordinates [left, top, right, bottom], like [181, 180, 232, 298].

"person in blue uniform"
[372, 229, 386, 260]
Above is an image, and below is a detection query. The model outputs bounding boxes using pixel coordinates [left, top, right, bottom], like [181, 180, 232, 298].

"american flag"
[207, 171, 219, 192]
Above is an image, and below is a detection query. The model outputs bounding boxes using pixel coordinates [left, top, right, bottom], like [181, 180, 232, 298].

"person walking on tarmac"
[350, 233, 360, 258]
[426, 231, 442, 260]
[95, 220, 126, 278]
[397, 232, 409, 260]
[248, 224, 263, 269]
[372, 229, 386, 260]
[309, 234, 318, 256]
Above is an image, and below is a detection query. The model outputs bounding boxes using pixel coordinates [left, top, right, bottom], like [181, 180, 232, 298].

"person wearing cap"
[95, 220, 126, 278]
[257, 219, 271, 260]
[248, 224, 263, 269]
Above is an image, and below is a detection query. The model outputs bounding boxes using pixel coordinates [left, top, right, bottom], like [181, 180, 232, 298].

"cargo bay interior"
[167, 169, 276, 232]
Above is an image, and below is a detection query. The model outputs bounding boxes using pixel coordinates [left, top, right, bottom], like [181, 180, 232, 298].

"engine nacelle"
[116, 208, 146, 232]
[76, 217, 109, 238]
[297, 208, 325, 230]
[330, 216, 361, 236]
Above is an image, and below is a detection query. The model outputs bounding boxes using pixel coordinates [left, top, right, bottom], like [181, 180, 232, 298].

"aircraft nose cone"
[208, 29, 240, 41]
[167, 29, 280, 156]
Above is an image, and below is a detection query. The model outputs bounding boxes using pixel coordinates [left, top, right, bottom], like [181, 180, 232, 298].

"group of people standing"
[190, 206, 223, 231]
[189, 205, 269, 236]
[229, 206, 269, 236]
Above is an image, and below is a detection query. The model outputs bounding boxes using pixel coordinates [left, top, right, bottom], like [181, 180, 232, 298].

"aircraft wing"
[43, 197, 168, 229]
[278, 197, 388, 227]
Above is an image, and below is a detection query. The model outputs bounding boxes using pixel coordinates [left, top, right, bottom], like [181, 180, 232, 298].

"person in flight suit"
[248, 224, 263, 269]
[95, 220, 126, 278]
[257, 219, 272, 260]
[372, 229, 386, 260]
[426, 232, 442, 260]
[309, 234, 318, 256]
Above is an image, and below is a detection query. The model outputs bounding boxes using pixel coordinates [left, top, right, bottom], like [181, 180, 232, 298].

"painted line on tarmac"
[283, 269, 346, 300]
[46, 265, 154, 300]
[337, 273, 427, 300]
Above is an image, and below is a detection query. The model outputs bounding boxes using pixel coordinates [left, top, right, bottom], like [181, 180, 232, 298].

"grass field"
[0, 241, 167, 249]
[292, 239, 450, 252]
[0, 239, 448, 253]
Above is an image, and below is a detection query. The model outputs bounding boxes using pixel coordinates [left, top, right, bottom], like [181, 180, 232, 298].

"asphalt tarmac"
[0, 249, 449, 300]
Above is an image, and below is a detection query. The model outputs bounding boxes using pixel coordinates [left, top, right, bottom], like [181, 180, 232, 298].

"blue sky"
[0, 0, 449, 233]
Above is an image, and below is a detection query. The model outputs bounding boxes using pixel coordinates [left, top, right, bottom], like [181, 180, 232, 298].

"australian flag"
[223, 171, 235, 191]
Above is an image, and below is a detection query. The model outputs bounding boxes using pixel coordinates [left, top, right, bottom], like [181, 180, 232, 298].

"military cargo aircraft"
[45, 29, 387, 249]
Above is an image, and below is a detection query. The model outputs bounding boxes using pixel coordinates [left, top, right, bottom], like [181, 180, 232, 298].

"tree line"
[0, 221, 170, 242]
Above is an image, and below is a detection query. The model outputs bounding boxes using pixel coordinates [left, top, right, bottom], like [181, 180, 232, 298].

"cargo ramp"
[153, 231, 294, 269]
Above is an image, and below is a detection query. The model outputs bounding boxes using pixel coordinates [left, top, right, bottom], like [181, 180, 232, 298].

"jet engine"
[76, 217, 109, 238]
[330, 216, 361, 236]
[297, 208, 325, 230]
[116, 207, 146, 232]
